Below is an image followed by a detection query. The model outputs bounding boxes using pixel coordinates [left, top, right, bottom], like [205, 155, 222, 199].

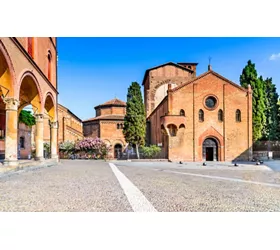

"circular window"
[205, 96, 217, 109]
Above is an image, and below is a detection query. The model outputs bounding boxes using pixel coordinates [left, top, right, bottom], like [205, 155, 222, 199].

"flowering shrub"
[59, 141, 76, 154]
[75, 137, 111, 159]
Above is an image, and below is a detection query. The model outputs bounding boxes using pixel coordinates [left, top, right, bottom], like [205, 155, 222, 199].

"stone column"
[35, 114, 44, 161]
[3, 97, 19, 167]
[50, 121, 59, 161]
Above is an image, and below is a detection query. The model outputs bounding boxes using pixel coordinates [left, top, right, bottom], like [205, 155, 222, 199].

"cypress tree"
[240, 60, 266, 142]
[123, 82, 146, 159]
[263, 77, 280, 140]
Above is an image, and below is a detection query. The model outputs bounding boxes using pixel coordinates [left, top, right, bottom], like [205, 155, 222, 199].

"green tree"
[19, 110, 36, 127]
[263, 77, 280, 140]
[240, 60, 266, 141]
[123, 82, 146, 159]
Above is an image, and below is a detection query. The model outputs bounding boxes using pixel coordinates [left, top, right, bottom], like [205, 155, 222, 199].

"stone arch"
[0, 40, 16, 98]
[17, 70, 43, 114]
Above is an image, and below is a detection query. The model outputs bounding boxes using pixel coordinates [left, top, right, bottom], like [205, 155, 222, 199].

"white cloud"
[269, 53, 280, 60]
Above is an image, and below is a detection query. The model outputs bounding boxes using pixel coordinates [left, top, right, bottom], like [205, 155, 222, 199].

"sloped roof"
[83, 114, 125, 123]
[58, 103, 82, 122]
[141, 62, 195, 86]
[94, 98, 126, 109]
[170, 70, 248, 93]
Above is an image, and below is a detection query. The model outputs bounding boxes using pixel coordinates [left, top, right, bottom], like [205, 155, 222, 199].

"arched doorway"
[203, 138, 218, 161]
[114, 144, 122, 159]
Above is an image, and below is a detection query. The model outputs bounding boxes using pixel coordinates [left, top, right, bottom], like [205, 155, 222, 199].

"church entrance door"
[203, 138, 218, 161]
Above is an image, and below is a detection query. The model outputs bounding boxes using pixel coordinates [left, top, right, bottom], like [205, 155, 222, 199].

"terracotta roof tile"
[83, 114, 125, 123]
[100, 98, 126, 106]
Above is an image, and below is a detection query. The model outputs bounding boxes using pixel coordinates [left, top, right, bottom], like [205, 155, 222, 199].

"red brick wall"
[83, 122, 99, 138]
[100, 121, 125, 144]
[18, 123, 32, 159]
[145, 64, 194, 117]
[147, 71, 252, 162]
[15, 37, 57, 89]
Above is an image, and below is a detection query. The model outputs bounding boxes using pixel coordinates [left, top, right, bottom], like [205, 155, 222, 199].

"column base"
[51, 155, 59, 162]
[3, 159, 19, 168]
[35, 157, 45, 161]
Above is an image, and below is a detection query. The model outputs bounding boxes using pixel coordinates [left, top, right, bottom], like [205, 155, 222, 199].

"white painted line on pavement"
[156, 169, 280, 188]
[109, 163, 157, 212]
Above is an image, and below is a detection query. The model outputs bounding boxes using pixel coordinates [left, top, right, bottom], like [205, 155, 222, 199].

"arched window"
[167, 124, 177, 137]
[20, 137, 25, 149]
[236, 109, 241, 122]
[47, 51, 52, 81]
[179, 124, 185, 129]
[27, 37, 34, 58]
[218, 109, 223, 122]
[199, 109, 204, 122]
[180, 109, 185, 116]
[117, 123, 120, 129]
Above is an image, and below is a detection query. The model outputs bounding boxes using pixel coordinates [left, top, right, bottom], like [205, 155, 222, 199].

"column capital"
[35, 113, 44, 122]
[3, 97, 19, 111]
[50, 121, 58, 129]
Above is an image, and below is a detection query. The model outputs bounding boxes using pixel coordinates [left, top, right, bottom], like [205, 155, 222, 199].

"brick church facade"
[83, 98, 127, 158]
[144, 62, 253, 162]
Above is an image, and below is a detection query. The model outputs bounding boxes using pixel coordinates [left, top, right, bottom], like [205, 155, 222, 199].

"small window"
[236, 109, 241, 122]
[179, 124, 185, 129]
[117, 124, 120, 129]
[20, 137, 25, 149]
[218, 109, 223, 122]
[180, 109, 185, 116]
[28, 37, 34, 58]
[188, 66, 192, 69]
[47, 51, 52, 81]
[199, 109, 204, 122]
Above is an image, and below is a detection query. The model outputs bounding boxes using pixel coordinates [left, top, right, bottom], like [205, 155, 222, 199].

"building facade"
[56, 104, 83, 143]
[0, 37, 58, 167]
[18, 123, 32, 159]
[145, 62, 253, 162]
[83, 98, 127, 158]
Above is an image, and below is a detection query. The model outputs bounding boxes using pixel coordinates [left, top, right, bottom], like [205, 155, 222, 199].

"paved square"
[0, 160, 280, 212]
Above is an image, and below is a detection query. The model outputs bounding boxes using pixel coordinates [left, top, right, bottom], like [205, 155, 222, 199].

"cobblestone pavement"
[1, 160, 280, 212]
[0, 160, 132, 212]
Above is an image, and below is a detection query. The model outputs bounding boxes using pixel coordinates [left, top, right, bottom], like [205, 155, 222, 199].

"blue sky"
[57, 37, 280, 120]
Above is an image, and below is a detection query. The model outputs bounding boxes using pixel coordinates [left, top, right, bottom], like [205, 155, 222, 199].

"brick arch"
[198, 127, 224, 161]
[198, 127, 224, 147]
[151, 79, 181, 97]
[17, 70, 44, 113]
[112, 139, 125, 147]
[0, 40, 17, 97]
[44, 91, 56, 107]
[44, 91, 57, 121]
